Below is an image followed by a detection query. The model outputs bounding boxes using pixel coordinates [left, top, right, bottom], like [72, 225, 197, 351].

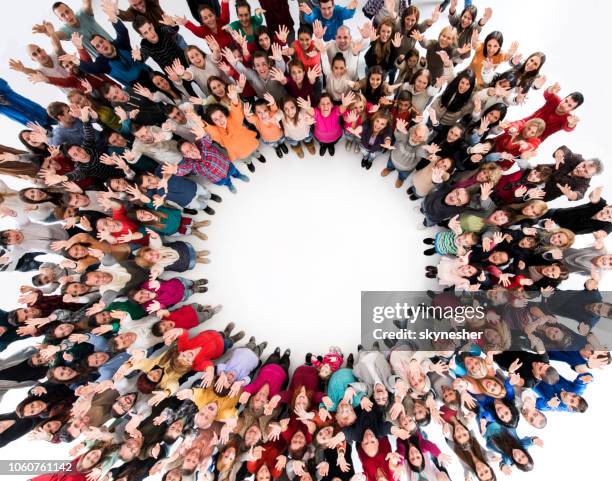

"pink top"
[313, 106, 343, 143]
[243, 363, 287, 396]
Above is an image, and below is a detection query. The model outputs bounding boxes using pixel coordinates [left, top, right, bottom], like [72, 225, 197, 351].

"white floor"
[1, 1, 612, 480]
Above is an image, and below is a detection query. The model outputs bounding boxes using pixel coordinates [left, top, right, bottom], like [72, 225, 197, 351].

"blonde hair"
[438, 26, 458, 46]
[521, 118, 546, 139]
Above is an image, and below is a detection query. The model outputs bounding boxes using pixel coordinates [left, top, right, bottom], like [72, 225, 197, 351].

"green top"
[228, 14, 264, 43]
[138, 204, 183, 236]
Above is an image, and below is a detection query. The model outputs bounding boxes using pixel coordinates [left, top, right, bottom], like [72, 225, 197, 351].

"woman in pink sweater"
[299, 92, 353, 156]
[238, 347, 291, 415]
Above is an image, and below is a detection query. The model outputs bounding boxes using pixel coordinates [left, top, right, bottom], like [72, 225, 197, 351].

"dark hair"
[254, 98, 269, 109]
[235, 0, 251, 13]
[567, 91, 585, 108]
[364, 65, 385, 102]
[440, 68, 476, 112]
[405, 436, 425, 472]
[409, 68, 432, 88]
[198, 3, 216, 18]
[488, 427, 534, 472]
[254, 25, 273, 51]
[206, 75, 228, 101]
[150, 71, 184, 101]
[287, 58, 305, 73]
[331, 52, 346, 66]
[136, 370, 161, 394]
[101, 82, 117, 97]
[492, 70, 518, 90]
[52, 2, 67, 10]
[133, 15, 152, 34]
[514, 52, 546, 91]
[18, 130, 48, 155]
[16, 395, 48, 418]
[18, 188, 62, 206]
[482, 31, 504, 57]
[204, 103, 230, 124]
[297, 24, 313, 37]
[492, 398, 519, 428]
[459, 5, 478, 29]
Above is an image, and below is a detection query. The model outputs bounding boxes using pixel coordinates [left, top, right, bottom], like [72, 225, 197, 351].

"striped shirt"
[140, 26, 186, 70]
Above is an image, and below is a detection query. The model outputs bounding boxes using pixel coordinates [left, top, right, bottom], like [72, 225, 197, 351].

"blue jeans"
[386, 156, 412, 181]
[186, 243, 196, 270]
[215, 163, 244, 187]
[178, 277, 195, 301]
[286, 134, 313, 146]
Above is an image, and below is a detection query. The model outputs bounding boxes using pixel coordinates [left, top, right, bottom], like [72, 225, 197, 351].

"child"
[342, 92, 376, 153]
[244, 93, 288, 158]
[279, 96, 316, 158]
[321, 52, 355, 103]
[390, 90, 418, 129]
[346, 111, 394, 169]
[299, 92, 353, 156]
[354, 66, 401, 105]
[310, 346, 344, 381]
[422, 215, 480, 256]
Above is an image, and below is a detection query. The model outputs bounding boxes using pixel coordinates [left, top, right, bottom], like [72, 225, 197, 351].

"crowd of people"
[0, 0, 611, 481]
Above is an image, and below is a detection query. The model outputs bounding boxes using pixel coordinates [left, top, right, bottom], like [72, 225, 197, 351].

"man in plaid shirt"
[171, 133, 250, 194]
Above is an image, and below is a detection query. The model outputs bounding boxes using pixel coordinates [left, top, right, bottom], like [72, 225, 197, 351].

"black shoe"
[409, 194, 419, 201]
[275, 146, 283, 158]
[305, 352, 313, 365]
[247, 162, 256, 173]
[183, 208, 198, 215]
[319, 145, 327, 156]
[423, 238, 434, 245]
[279, 142, 289, 154]
[365, 160, 372, 170]
[195, 278, 208, 286]
[210, 193, 222, 203]
[346, 353, 354, 369]
[407, 186, 415, 195]
[282, 348, 291, 359]
[383, 338, 396, 349]
[425, 271, 437, 279]
[204, 206, 215, 215]
[329, 145, 335, 156]
[257, 154, 266, 163]
[272, 347, 281, 357]
[426, 290, 436, 299]
[424, 248, 436, 256]
[195, 285, 208, 293]
[361, 157, 367, 168]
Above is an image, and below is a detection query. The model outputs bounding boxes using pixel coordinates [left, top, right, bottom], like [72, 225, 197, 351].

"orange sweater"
[469, 43, 511, 87]
[204, 102, 259, 161]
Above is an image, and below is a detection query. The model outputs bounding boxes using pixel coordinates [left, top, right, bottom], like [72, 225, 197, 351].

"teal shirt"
[321, 368, 365, 412]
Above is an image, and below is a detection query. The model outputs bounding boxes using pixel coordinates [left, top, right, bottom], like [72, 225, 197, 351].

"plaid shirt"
[176, 134, 230, 183]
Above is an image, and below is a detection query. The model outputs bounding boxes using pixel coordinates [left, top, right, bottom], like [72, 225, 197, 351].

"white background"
[1, 1, 612, 480]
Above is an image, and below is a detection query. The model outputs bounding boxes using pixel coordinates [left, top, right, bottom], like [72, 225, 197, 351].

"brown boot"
[395, 178, 405, 188]
[303, 140, 316, 155]
[381, 168, 392, 177]
[291, 143, 305, 158]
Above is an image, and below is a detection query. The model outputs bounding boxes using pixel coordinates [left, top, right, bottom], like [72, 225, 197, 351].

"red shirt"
[111, 206, 147, 245]
[184, 1, 233, 49]
[521, 89, 575, 141]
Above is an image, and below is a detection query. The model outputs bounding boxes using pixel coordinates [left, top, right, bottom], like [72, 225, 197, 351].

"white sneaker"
[212, 304, 223, 314]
